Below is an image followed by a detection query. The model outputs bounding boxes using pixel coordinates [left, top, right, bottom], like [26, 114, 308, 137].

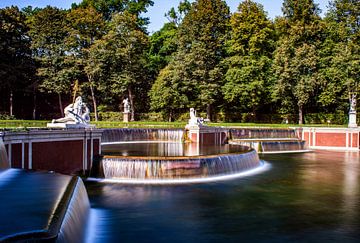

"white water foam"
[87, 161, 271, 185]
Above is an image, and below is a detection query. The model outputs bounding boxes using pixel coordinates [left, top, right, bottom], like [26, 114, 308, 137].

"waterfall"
[261, 141, 306, 152]
[57, 178, 90, 243]
[102, 129, 184, 143]
[0, 138, 9, 170]
[230, 128, 298, 139]
[101, 150, 260, 180]
[203, 150, 260, 176]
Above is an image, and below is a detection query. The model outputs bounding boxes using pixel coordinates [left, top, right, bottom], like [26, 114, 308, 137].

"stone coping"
[230, 138, 303, 142]
[0, 169, 79, 241]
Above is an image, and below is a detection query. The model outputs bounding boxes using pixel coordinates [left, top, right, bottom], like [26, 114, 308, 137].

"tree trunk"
[298, 104, 303, 125]
[90, 84, 98, 122]
[168, 110, 173, 122]
[32, 90, 36, 120]
[128, 87, 135, 121]
[9, 90, 13, 117]
[88, 75, 98, 121]
[206, 104, 211, 121]
[58, 93, 64, 117]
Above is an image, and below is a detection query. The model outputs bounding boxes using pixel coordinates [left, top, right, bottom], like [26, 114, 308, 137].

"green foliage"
[223, 0, 275, 116]
[0, 7, 33, 91]
[320, 0, 360, 111]
[74, 0, 154, 27]
[148, 22, 178, 73]
[160, 0, 231, 119]
[165, 0, 191, 26]
[28, 7, 72, 96]
[272, 0, 323, 124]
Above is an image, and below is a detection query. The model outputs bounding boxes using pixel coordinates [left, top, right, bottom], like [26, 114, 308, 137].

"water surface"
[86, 150, 360, 242]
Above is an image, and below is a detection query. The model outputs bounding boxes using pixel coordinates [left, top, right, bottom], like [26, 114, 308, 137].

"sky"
[0, 0, 330, 33]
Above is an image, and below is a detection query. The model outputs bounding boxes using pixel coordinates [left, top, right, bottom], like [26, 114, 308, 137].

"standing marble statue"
[348, 93, 357, 128]
[122, 98, 131, 113]
[122, 98, 131, 122]
[48, 96, 92, 128]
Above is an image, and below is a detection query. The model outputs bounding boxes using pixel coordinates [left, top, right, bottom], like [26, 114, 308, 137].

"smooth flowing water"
[102, 129, 184, 143]
[261, 140, 306, 152]
[230, 128, 298, 139]
[85, 150, 360, 242]
[57, 178, 90, 243]
[98, 143, 261, 180]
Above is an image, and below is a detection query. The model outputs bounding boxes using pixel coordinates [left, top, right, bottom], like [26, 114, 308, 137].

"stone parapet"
[0, 128, 103, 175]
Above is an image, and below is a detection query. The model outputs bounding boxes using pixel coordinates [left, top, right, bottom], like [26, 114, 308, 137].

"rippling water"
[85, 150, 360, 242]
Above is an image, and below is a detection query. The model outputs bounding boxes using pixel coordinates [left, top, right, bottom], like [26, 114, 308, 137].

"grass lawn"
[0, 120, 347, 130]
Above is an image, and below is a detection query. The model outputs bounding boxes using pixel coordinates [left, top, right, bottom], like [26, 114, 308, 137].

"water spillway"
[0, 170, 89, 242]
[102, 128, 184, 143]
[229, 128, 309, 153]
[95, 139, 264, 183]
[230, 128, 298, 139]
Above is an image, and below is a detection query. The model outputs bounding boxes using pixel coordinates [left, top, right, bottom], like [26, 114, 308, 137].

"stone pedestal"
[349, 111, 357, 128]
[185, 125, 228, 145]
[123, 112, 130, 123]
[47, 123, 95, 129]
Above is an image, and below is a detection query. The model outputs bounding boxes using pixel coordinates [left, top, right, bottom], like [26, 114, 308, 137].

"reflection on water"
[86, 150, 360, 242]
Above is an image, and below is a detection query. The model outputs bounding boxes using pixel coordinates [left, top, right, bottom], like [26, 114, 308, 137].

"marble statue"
[348, 93, 358, 128]
[49, 96, 92, 128]
[188, 108, 203, 126]
[123, 98, 130, 113]
[350, 94, 357, 112]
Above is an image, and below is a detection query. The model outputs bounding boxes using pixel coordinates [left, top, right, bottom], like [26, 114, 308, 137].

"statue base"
[348, 111, 358, 128]
[47, 123, 95, 129]
[123, 112, 130, 123]
[185, 124, 228, 145]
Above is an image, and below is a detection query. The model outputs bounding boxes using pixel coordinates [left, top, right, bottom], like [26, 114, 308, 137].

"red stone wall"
[316, 133, 346, 147]
[353, 133, 359, 147]
[301, 128, 360, 150]
[93, 139, 100, 156]
[32, 140, 83, 174]
[11, 143, 22, 168]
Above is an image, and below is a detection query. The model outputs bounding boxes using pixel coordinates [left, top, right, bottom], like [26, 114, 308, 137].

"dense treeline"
[0, 0, 359, 124]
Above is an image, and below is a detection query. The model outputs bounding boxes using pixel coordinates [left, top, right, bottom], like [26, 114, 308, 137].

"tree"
[321, 0, 360, 115]
[165, 0, 191, 27]
[150, 65, 189, 121]
[222, 0, 275, 117]
[66, 6, 106, 121]
[148, 22, 178, 75]
[0, 6, 33, 117]
[28, 6, 72, 116]
[174, 0, 230, 120]
[73, 0, 154, 27]
[93, 11, 149, 120]
[272, 0, 323, 124]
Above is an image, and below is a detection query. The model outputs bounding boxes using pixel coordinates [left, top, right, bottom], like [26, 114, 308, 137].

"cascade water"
[230, 128, 298, 139]
[261, 141, 306, 152]
[57, 178, 90, 243]
[102, 129, 184, 143]
[101, 150, 260, 180]
[0, 138, 9, 170]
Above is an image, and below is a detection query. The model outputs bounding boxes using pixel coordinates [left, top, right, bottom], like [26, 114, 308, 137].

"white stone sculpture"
[349, 93, 357, 128]
[187, 108, 203, 126]
[48, 96, 93, 128]
[122, 98, 131, 113]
